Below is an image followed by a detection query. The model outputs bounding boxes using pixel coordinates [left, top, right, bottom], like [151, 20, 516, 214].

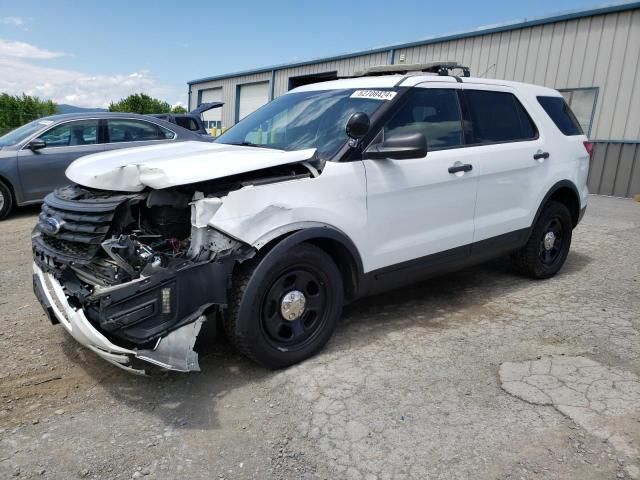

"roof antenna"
[478, 64, 497, 78]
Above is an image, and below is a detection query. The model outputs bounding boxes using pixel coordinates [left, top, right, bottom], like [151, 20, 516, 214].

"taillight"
[583, 141, 594, 161]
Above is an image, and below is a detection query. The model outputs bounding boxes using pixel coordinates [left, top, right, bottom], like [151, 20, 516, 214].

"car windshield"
[215, 89, 390, 158]
[0, 119, 53, 147]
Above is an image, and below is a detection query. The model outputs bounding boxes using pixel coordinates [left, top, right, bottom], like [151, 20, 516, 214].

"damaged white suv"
[32, 64, 590, 374]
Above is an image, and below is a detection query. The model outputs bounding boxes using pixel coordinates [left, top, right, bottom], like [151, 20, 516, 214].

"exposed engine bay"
[31, 162, 317, 372]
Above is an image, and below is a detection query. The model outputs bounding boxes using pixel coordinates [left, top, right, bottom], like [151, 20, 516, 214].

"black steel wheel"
[261, 267, 329, 351]
[511, 200, 573, 279]
[0, 180, 13, 220]
[538, 216, 564, 267]
[225, 243, 343, 368]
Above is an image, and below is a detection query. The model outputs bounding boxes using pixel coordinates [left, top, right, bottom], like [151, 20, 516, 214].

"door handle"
[533, 151, 550, 160]
[448, 163, 473, 174]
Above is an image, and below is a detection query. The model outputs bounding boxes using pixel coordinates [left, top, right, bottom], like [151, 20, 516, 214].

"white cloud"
[0, 38, 65, 59]
[0, 39, 184, 108]
[0, 17, 24, 27]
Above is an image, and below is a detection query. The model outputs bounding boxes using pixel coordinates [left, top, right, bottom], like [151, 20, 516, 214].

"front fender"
[243, 224, 366, 301]
[257, 224, 364, 273]
[202, 159, 369, 268]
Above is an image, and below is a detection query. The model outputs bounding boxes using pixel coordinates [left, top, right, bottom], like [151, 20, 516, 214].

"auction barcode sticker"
[350, 90, 397, 101]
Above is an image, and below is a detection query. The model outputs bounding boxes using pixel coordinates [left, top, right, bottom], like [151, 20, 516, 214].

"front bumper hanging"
[32, 262, 207, 374]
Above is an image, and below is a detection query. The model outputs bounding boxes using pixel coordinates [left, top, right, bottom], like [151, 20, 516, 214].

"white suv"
[32, 64, 590, 374]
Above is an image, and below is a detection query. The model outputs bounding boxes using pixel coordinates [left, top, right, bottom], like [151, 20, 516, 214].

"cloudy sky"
[0, 0, 610, 108]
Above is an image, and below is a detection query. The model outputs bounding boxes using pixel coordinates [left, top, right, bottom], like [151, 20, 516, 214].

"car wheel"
[511, 200, 573, 279]
[225, 243, 344, 368]
[0, 180, 14, 220]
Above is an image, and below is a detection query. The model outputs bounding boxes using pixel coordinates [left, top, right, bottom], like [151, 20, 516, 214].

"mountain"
[56, 104, 107, 114]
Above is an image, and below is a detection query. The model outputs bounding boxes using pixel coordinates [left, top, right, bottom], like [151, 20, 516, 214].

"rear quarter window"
[537, 96, 583, 136]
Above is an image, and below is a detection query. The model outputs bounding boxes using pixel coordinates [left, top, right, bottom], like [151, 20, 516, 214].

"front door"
[17, 119, 104, 202]
[363, 85, 478, 273]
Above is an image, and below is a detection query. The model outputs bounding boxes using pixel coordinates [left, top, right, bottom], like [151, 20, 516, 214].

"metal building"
[188, 1, 640, 197]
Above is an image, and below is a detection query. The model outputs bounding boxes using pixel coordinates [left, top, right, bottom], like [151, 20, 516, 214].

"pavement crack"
[500, 355, 640, 478]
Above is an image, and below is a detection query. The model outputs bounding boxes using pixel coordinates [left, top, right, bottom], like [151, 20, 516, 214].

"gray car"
[0, 112, 213, 219]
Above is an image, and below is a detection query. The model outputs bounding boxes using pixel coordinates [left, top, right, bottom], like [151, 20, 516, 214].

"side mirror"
[28, 139, 46, 151]
[364, 132, 428, 160]
[345, 112, 370, 140]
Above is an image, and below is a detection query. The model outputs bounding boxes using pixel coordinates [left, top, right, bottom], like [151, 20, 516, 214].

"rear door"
[459, 85, 545, 242]
[364, 84, 478, 272]
[17, 119, 104, 202]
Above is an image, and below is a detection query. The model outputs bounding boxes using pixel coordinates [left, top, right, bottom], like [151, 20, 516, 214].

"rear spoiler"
[189, 102, 224, 115]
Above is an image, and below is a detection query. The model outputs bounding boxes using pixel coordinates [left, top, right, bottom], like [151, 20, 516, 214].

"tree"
[172, 105, 187, 114]
[0, 93, 57, 135]
[108, 93, 172, 114]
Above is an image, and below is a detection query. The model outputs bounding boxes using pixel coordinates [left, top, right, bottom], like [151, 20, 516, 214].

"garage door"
[238, 82, 269, 121]
[199, 88, 222, 128]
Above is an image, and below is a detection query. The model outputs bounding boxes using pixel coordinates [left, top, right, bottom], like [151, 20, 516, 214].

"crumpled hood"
[66, 141, 316, 192]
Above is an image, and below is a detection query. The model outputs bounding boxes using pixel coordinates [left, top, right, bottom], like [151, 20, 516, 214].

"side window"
[463, 90, 537, 144]
[38, 120, 99, 147]
[384, 88, 463, 150]
[537, 96, 584, 136]
[107, 120, 175, 143]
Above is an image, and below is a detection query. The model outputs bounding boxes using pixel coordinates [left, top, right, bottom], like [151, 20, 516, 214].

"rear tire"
[225, 243, 344, 368]
[0, 180, 14, 220]
[511, 200, 573, 279]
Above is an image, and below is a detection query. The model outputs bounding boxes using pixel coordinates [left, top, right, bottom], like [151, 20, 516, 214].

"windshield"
[0, 119, 53, 147]
[215, 89, 390, 158]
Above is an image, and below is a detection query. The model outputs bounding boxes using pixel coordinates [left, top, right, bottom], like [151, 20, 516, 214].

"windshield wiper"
[222, 141, 278, 149]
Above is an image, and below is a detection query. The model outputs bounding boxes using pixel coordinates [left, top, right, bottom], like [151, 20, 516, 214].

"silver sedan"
[0, 112, 213, 219]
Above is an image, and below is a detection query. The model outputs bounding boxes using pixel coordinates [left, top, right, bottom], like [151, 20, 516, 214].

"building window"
[559, 88, 598, 137]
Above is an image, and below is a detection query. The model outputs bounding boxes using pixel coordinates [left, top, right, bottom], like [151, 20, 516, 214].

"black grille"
[33, 186, 139, 265]
[37, 233, 99, 260]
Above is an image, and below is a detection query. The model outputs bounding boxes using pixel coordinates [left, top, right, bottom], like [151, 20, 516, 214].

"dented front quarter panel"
[202, 160, 369, 255]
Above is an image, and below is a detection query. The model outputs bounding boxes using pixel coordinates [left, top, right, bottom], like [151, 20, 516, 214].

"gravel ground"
[0, 195, 639, 480]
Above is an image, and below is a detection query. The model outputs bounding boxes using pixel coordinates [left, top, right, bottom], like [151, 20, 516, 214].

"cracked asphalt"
[1, 195, 639, 480]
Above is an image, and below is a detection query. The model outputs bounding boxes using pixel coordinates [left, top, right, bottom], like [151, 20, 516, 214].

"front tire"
[511, 200, 573, 279]
[0, 180, 14, 220]
[225, 243, 344, 368]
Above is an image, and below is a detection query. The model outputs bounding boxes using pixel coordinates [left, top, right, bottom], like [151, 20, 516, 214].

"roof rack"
[352, 62, 471, 78]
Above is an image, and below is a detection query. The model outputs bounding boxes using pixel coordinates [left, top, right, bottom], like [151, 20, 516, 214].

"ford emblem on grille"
[42, 216, 66, 235]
